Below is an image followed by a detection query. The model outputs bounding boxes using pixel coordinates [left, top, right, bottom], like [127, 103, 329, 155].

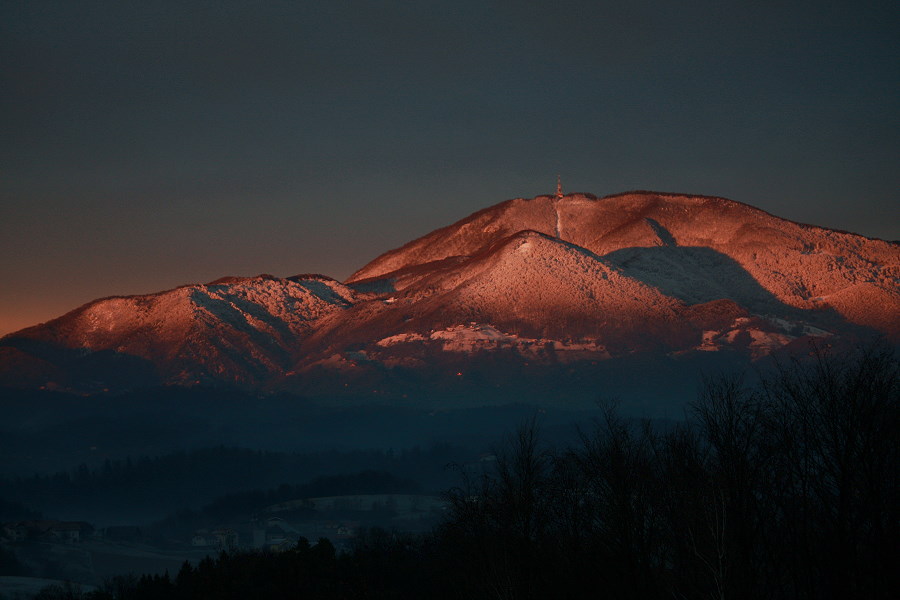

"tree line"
[439, 343, 898, 599]
[0, 444, 463, 522]
[149, 470, 422, 542]
[30, 343, 900, 599]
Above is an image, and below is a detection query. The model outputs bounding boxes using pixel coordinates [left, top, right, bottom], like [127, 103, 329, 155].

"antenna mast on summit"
[556, 175, 563, 200]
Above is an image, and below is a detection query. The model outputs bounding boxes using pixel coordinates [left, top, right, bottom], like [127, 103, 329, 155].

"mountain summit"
[2, 191, 897, 406]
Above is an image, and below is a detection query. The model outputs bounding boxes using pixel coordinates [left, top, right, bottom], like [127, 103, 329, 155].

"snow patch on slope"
[377, 323, 611, 362]
[554, 201, 562, 239]
[376, 333, 427, 346]
[694, 316, 818, 359]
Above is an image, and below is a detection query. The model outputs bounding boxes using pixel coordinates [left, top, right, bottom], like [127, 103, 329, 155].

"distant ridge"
[2, 190, 897, 407]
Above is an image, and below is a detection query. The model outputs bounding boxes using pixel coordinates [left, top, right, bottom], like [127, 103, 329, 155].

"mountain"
[2, 191, 897, 408]
[0, 274, 356, 390]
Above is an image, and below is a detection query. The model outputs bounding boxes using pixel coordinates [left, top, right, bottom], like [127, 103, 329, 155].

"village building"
[0, 520, 93, 544]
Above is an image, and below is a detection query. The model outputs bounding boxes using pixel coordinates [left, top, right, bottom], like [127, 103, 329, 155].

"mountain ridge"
[2, 190, 897, 405]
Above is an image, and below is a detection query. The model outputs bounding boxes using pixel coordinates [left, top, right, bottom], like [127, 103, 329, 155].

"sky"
[1, 0, 898, 337]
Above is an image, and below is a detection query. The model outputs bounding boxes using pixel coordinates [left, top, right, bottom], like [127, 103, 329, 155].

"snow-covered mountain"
[2, 191, 897, 406]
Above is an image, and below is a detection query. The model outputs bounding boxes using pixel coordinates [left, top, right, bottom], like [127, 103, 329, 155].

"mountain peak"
[2, 189, 897, 398]
[349, 190, 898, 335]
[348, 191, 745, 283]
[206, 274, 279, 285]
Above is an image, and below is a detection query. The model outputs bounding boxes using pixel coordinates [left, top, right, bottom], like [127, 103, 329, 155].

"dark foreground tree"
[759, 343, 899, 599]
[440, 342, 898, 600]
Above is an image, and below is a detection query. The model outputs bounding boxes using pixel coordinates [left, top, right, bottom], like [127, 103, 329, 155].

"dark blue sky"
[1, 0, 898, 335]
